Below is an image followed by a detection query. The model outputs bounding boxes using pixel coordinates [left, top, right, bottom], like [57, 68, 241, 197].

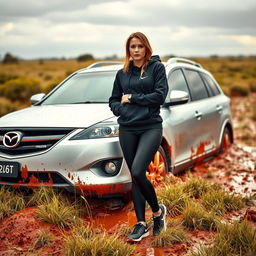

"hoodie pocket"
[120, 104, 150, 123]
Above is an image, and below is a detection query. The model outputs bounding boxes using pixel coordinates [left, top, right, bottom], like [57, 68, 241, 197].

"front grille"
[0, 171, 69, 185]
[0, 128, 74, 156]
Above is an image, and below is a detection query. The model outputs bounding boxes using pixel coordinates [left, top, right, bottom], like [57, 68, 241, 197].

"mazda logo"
[3, 131, 23, 148]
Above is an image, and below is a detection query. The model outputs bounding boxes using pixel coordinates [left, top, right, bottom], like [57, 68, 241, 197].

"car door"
[163, 68, 202, 173]
[182, 68, 218, 165]
[200, 72, 227, 148]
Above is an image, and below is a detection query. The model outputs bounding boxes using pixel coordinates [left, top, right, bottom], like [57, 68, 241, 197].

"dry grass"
[0, 186, 26, 219]
[158, 184, 190, 217]
[34, 229, 52, 249]
[201, 189, 246, 215]
[64, 225, 137, 256]
[189, 220, 256, 256]
[152, 223, 187, 247]
[182, 176, 222, 199]
[36, 193, 82, 229]
[182, 202, 220, 231]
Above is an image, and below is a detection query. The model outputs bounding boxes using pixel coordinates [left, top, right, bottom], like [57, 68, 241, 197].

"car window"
[168, 69, 190, 98]
[184, 69, 209, 101]
[201, 73, 221, 96]
[41, 72, 116, 105]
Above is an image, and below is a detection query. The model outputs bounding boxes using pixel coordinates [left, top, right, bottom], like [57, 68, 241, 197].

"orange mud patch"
[11, 165, 54, 189]
[187, 144, 256, 196]
[75, 180, 129, 197]
[0, 207, 65, 256]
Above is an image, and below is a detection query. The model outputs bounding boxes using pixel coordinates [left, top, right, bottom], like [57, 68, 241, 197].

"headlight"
[70, 122, 119, 140]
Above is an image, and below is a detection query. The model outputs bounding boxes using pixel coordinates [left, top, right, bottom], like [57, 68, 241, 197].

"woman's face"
[129, 37, 146, 63]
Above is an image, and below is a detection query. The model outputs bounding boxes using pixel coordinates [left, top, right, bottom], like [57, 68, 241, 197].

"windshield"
[41, 71, 117, 105]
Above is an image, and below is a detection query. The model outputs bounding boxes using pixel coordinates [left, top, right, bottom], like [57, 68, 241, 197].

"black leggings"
[119, 128, 162, 222]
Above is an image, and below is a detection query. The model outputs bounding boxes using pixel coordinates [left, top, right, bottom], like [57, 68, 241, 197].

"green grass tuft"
[34, 229, 52, 249]
[189, 220, 256, 256]
[0, 186, 26, 219]
[158, 184, 190, 217]
[201, 189, 245, 215]
[182, 202, 219, 231]
[36, 193, 81, 229]
[64, 229, 137, 256]
[152, 223, 187, 247]
[182, 176, 222, 199]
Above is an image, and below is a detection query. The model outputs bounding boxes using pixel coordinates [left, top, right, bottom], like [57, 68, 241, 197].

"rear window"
[201, 73, 221, 96]
[184, 69, 209, 101]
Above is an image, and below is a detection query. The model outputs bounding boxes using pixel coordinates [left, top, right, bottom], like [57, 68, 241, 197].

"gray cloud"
[0, 0, 255, 58]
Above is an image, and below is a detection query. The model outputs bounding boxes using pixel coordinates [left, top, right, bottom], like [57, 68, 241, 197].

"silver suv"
[0, 58, 233, 198]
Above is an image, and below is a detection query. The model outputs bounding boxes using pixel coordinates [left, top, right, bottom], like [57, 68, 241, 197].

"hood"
[0, 104, 114, 128]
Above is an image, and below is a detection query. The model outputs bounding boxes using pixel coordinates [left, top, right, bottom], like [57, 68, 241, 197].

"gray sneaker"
[153, 204, 167, 236]
[128, 223, 149, 242]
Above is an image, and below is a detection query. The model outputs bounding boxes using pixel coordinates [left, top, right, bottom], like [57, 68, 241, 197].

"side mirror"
[30, 93, 46, 105]
[163, 90, 189, 107]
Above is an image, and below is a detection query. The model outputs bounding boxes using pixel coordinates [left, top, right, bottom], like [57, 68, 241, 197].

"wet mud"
[0, 95, 255, 255]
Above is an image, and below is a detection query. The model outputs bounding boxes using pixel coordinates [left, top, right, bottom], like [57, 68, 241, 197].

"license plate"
[0, 161, 20, 178]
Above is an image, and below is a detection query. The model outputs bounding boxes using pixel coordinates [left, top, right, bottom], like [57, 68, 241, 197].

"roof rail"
[86, 61, 123, 69]
[166, 57, 202, 68]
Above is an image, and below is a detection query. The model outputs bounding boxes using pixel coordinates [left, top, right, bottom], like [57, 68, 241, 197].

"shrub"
[249, 82, 256, 92]
[45, 78, 63, 93]
[0, 98, 19, 117]
[2, 52, 19, 64]
[0, 73, 18, 84]
[77, 53, 94, 62]
[230, 85, 249, 96]
[44, 74, 53, 81]
[1, 77, 41, 101]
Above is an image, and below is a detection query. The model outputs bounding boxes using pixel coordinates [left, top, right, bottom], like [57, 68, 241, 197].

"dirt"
[0, 94, 255, 256]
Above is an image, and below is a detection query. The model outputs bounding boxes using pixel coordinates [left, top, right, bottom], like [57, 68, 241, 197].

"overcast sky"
[0, 0, 255, 59]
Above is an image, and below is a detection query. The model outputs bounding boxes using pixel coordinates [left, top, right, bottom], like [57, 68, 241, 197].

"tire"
[219, 127, 232, 153]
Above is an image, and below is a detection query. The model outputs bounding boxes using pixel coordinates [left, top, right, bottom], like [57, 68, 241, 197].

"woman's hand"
[121, 94, 131, 104]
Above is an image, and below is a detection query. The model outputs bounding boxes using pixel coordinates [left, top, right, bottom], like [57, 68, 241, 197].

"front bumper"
[0, 134, 132, 197]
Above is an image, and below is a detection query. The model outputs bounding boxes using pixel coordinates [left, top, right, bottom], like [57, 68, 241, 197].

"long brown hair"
[123, 32, 152, 73]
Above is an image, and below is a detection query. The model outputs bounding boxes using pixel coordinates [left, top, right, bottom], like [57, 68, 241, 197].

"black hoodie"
[109, 55, 168, 130]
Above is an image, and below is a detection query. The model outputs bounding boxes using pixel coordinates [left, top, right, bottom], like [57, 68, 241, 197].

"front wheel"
[147, 145, 169, 185]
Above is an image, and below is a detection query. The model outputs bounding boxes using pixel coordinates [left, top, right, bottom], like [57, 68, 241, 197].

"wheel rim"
[222, 131, 231, 152]
[147, 150, 166, 185]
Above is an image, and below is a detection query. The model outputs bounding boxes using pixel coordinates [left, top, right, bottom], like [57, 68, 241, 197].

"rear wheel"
[147, 145, 169, 185]
[219, 127, 232, 153]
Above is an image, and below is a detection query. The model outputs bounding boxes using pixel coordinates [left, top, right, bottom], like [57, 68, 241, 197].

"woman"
[109, 32, 168, 242]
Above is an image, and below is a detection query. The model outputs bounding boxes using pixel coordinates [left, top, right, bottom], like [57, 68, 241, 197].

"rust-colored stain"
[21, 165, 28, 180]
[75, 179, 127, 197]
[190, 140, 211, 165]
[11, 165, 54, 189]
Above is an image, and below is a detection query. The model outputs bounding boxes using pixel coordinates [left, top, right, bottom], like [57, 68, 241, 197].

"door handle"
[216, 105, 223, 113]
[195, 111, 202, 120]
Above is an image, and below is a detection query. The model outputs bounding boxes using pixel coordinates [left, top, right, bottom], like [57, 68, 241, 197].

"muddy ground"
[0, 94, 255, 256]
